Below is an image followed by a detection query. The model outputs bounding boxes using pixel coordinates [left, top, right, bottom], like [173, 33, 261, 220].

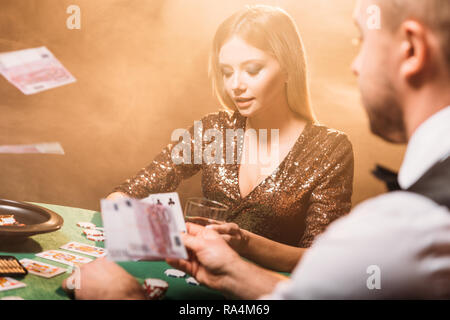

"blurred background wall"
[0, 0, 405, 211]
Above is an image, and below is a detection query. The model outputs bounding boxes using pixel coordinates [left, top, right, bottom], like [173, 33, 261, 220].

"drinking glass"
[184, 198, 229, 226]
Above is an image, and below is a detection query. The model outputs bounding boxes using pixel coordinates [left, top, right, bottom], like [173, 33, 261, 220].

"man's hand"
[166, 222, 243, 292]
[62, 258, 146, 300]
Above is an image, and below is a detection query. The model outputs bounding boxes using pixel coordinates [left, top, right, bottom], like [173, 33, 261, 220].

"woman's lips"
[235, 97, 255, 108]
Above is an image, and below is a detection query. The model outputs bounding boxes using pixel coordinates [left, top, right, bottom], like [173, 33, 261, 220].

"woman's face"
[219, 36, 288, 118]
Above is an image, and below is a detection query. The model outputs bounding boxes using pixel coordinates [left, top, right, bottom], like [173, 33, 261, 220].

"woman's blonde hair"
[209, 5, 317, 123]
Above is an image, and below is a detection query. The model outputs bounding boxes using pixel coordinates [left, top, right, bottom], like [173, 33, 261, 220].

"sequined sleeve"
[298, 134, 354, 247]
[112, 121, 203, 199]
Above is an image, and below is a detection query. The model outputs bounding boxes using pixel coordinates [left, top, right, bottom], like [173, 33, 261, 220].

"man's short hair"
[380, 0, 450, 67]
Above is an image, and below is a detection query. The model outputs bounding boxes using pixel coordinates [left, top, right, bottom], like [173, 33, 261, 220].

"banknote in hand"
[101, 197, 188, 261]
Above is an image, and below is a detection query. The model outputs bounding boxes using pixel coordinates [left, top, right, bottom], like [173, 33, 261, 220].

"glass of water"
[184, 198, 229, 226]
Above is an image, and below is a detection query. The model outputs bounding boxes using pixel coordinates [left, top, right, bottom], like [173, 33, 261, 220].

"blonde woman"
[108, 5, 354, 272]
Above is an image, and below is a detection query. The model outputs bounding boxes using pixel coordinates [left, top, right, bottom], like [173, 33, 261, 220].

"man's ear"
[399, 20, 428, 79]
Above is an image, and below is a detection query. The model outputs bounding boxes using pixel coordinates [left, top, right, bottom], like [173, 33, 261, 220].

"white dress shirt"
[265, 106, 450, 299]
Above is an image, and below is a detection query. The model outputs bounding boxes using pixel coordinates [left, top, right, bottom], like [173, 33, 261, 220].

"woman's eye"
[222, 70, 233, 78]
[247, 66, 262, 76]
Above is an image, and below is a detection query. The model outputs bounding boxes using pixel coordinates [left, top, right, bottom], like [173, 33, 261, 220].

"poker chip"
[164, 268, 186, 278]
[185, 277, 199, 286]
[87, 235, 105, 242]
[83, 229, 104, 237]
[76, 222, 96, 229]
[142, 278, 168, 300]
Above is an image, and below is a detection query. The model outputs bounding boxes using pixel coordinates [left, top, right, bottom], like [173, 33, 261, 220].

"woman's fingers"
[185, 222, 205, 236]
[207, 223, 239, 235]
[221, 234, 232, 244]
[206, 218, 225, 225]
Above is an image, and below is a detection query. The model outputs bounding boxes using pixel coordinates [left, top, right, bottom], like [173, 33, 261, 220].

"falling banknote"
[0, 142, 65, 154]
[0, 46, 76, 95]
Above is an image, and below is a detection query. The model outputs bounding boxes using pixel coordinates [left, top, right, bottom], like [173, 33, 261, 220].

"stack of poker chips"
[0, 256, 28, 277]
[142, 278, 169, 300]
[76, 222, 105, 242]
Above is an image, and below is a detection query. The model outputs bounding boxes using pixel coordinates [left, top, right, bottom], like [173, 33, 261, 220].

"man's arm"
[219, 258, 288, 299]
[266, 192, 450, 300]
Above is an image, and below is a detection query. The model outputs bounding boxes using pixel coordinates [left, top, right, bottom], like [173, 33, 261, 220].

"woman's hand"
[206, 222, 250, 254]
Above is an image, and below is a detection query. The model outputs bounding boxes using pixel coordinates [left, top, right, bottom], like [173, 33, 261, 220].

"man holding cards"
[62, 0, 450, 300]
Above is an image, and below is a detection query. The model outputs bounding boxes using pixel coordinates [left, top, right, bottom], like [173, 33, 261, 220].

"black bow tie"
[372, 165, 401, 191]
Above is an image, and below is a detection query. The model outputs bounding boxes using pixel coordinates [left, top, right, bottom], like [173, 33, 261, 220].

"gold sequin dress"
[113, 111, 354, 247]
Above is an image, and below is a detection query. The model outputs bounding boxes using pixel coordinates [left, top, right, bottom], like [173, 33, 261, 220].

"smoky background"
[0, 0, 405, 210]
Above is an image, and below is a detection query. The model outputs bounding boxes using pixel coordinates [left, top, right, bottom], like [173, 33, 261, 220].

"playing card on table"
[77, 222, 96, 229]
[0, 277, 26, 292]
[0, 46, 76, 95]
[60, 242, 106, 258]
[36, 250, 92, 266]
[101, 197, 187, 261]
[83, 229, 104, 237]
[142, 192, 187, 233]
[19, 259, 66, 279]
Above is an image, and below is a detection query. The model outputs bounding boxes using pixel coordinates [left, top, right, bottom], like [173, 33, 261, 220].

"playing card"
[87, 235, 105, 242]
[101, 197, 187, 261]
[0, 277, 26, 292]
[36, 250, 92, 266]
[83, 229, 104, 237]
[19, 259, 66, 278]
[0, 142, 65, 155]
[142, 192, 186, 232]
[76, 222, 96, 229]
[0, 46, 76, 95]
[60, 242, 107, 258]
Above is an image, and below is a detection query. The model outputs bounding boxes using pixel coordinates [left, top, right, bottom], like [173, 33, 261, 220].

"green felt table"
[0, 203, 225, 300]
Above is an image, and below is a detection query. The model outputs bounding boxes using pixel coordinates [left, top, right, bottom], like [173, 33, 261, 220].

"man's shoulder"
[281, 191, 450, 299]
[323, 191, 450, 238]
[352, 191, 448, 217]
